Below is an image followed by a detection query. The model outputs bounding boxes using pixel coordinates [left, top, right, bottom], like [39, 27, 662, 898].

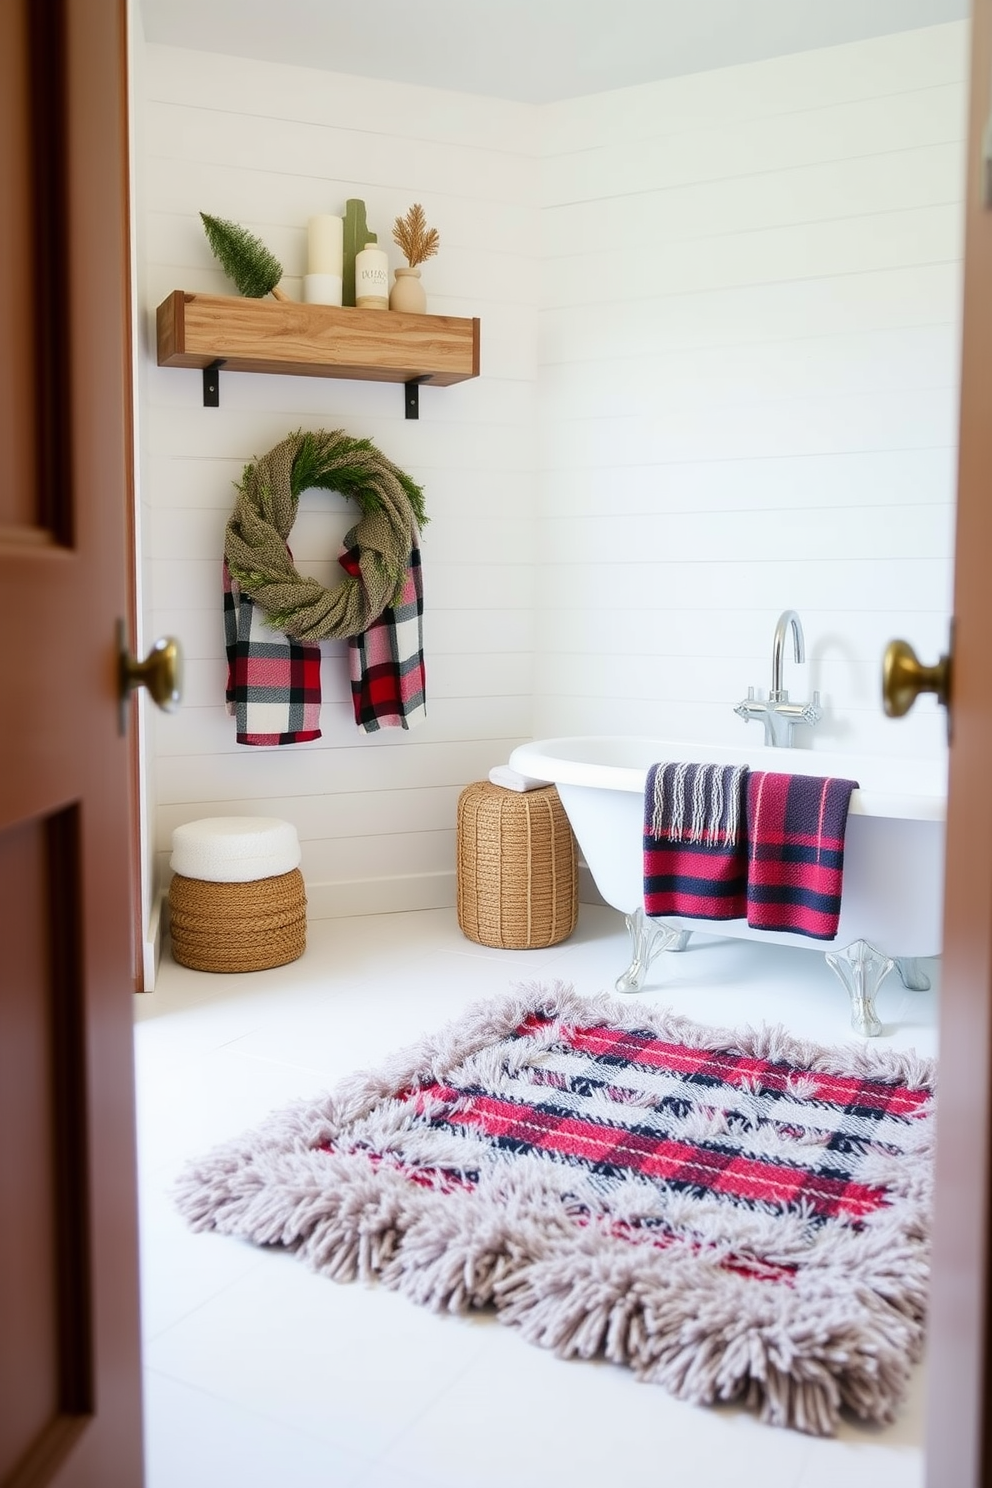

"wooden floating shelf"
[155, 291, 480, 409]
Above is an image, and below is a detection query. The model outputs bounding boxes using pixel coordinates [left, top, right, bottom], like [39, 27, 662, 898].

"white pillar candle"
[307, 214, 343, 276]
[303, 273, 343, 306]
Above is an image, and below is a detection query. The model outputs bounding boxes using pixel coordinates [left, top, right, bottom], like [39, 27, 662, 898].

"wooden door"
[925, 0, 992, 1483]
[0, 0, 144, 1484]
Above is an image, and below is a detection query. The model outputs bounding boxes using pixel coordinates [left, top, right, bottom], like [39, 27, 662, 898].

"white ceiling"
[138, 0, 968, 105]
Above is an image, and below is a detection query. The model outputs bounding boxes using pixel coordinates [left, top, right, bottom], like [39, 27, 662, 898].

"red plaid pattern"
[224, 536, 427, 744]
[746, 771, 858, 939]
[180, 987, 934, 1433]
[331, 1011, 930, 1232]
[341, 541, 426, 731]
[224, 558, 322, 746]
[643, 762, 748, 919]
[643, 765, 859, 939]
[556, 1021, 929, 1117]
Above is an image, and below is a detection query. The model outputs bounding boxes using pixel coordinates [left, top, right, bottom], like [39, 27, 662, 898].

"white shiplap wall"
[137, 44, 539, 923]
[535, 22, 967, 759]
[136, 22, 969, 968]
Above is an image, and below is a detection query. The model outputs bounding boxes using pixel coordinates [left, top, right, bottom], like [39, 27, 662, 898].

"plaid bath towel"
[341, 541, 427, 731]
[746, 771, 859, 940]
[643, 762, 749, 920]
[224, 558, 322, 746]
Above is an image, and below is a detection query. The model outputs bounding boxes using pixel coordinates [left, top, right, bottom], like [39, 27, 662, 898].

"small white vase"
[389, 267, 426, 313]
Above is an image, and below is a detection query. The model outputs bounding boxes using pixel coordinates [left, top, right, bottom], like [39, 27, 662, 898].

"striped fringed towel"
[224, 558, 322, 746]
[341, 541, 427, 731]
[643, 762, 749, 919]
[746, 772, 859, 940]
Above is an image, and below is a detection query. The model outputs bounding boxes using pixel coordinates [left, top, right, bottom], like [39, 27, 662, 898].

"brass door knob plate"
[882, 639, 951, 718]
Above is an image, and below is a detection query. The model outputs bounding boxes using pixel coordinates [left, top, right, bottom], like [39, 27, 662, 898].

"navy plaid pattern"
[366, 1012, 931, 1228]
[180, 989, 935, 1434]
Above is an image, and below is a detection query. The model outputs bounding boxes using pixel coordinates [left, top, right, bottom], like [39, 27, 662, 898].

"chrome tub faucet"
[735, 609, 823, 747]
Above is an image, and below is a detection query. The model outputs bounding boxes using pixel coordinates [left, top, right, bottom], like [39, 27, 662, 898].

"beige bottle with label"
[355, 242, 389, 309]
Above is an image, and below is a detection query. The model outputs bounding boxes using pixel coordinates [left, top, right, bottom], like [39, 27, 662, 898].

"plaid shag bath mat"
[175, 985, 935, 1436]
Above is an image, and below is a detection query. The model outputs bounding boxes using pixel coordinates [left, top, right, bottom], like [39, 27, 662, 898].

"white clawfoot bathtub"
[508, 737, 947, 1038]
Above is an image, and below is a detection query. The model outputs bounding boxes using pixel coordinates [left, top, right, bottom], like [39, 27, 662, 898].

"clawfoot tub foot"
[824, 939, 894, 1038]
[616, 908, 691, 993]
[895, 956, 931, 992]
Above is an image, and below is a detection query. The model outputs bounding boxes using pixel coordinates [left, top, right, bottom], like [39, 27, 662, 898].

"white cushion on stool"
[170, 816, 301, 884]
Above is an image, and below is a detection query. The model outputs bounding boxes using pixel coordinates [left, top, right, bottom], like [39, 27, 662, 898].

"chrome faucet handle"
[734, 691, 766, 723]
[735, 680, 822, 746]
[802, 691, 824, 725]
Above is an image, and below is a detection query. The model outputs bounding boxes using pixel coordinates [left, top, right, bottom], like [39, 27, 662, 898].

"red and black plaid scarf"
[224, 541, 426, 745]
[224, 557, 321, 746]
[340, 541, 426, 732]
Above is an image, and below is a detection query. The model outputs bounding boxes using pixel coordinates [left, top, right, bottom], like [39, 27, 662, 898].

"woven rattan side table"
[456, 782, 578, 949]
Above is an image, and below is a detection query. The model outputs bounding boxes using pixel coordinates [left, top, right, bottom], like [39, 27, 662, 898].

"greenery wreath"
[223, 428, 427, 643]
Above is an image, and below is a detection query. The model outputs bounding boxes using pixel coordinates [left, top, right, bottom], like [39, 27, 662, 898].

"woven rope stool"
[457, 782, 577, 950]
[168, 817, 306, 973]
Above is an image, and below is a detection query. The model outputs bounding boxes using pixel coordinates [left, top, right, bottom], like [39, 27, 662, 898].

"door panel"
[0, 0, 37, 533]
[1, 811, 93, 1484]
[1, 818, 66, 1478]
[0, 1, 143, 1483]
[925, 0, 992, 1483]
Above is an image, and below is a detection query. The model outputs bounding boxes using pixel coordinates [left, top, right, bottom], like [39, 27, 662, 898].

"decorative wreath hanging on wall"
[223, 428, 427, 641]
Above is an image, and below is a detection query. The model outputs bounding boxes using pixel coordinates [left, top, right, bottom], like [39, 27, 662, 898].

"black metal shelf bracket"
[404, 376, 430, 419]
[202, 362, 430, 416]
[202, 359, 225, 407]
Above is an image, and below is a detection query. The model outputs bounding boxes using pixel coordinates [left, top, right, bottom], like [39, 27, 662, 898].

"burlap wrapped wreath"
[223, 428, 428, 642]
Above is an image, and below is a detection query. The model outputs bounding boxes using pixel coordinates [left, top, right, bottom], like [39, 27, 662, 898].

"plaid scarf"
[224, 541, 426, 744]
[224, 557, 321, 745]
[745, 771, 859, 940]
[341, 541, 427, 731]
[222, 429, 428, 745]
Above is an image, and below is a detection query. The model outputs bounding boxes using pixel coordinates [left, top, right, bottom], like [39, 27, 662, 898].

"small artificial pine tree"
[199, 212, 287, 299]
[392, 204, 440, 268]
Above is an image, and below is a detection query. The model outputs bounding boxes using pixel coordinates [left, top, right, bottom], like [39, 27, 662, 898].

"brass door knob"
[882, 639, 951, 718]
[118, 621, 182, 731]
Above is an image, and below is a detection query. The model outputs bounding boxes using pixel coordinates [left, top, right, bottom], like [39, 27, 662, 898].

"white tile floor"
[135, 904, 939, 1488]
